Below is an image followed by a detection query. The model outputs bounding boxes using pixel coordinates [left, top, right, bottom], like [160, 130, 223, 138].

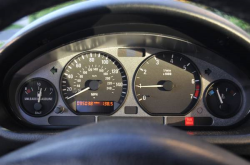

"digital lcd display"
[118, 48, 145, 57]
[76, 101, 114, 113]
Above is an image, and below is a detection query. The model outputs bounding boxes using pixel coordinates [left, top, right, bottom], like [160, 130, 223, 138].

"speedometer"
[60, 51, 128, 114]
[134, 51, 201, 115]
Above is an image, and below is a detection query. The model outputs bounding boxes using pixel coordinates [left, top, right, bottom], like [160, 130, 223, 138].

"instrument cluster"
[8, 33, 250, 127]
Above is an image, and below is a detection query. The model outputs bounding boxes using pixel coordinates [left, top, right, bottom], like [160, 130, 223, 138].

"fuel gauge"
[19, 78, 57, 117]
[205, 80, 242, 118]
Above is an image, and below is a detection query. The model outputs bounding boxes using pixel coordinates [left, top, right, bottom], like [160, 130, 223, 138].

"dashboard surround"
[7, 33, 250, 127]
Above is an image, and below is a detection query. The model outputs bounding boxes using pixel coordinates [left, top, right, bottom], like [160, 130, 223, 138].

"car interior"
[1, 0, 250, 164]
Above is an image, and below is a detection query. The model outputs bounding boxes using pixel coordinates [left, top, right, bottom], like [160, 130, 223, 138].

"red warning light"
[194, 90, 199, 97]
[185, 117, 194, 126]
[27, 89, 31, 94]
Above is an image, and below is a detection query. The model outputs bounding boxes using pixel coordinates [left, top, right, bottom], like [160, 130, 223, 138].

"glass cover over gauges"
[205, 80, 242, 118]
[134, 51, 201, 115]
[19, 78, 57, 117]
[60, 51, 128, 114]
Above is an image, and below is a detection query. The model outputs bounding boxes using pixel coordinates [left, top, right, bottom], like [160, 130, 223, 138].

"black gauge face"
[134, 51, 201, 115]
[60, 51, 128, 114]
[205, 80, 242, 118]
[19, 78, 57, 117]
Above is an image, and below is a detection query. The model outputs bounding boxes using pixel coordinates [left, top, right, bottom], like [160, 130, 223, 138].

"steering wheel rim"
[0, 120, 248, 165]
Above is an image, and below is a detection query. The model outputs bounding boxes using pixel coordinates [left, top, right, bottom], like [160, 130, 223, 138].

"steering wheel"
[0, 120, 248, 165]
[0, 0, 249, 165]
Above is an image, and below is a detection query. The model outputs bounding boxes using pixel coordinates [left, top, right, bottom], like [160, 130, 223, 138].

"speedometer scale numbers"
[134, 51, 201, 115]
[60, 51, 128, 114]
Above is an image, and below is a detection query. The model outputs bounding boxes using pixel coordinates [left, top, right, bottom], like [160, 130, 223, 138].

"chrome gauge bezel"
[204, 79, 243, 119]
[59, 51, 129, 115]
[133, 51, 202, 116]
[18, 78, 58, 117]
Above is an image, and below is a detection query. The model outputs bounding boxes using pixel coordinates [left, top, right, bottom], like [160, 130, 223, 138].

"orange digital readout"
[76, 101, 114, 107]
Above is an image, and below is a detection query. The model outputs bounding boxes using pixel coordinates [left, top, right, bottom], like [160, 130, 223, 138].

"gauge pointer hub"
[66, 80, 103, 100]
[89, 80, 102, 91]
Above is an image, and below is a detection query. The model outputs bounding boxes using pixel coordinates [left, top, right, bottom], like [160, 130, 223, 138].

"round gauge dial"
[60, 51, 128, 114]
[205, 80, 242, 118]
[134, 51, 201, 115]
[19, 78, 57, 117]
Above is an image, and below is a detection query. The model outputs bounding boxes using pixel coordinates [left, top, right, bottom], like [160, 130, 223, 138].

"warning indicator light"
[185, 117, 194, 126]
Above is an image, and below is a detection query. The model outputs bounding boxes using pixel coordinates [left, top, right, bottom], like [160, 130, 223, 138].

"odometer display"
[134, 51, 201, 115]
[76, 101, 114, 113]
[60, 51, 128, 114]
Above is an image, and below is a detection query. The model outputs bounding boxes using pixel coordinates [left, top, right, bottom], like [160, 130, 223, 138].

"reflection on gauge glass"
[19, 78, 57, 117]
[134, 51, 201, 115]
[60, 51, 128, 114]
[205, 80, 242, 118]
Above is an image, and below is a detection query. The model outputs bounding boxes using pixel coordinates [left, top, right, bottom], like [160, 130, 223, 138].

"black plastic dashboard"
[0, 0, 250, 134]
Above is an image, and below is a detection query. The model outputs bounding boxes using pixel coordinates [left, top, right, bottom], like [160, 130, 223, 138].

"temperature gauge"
[19, 78, 57, 117]
[205, 80, 242, 118]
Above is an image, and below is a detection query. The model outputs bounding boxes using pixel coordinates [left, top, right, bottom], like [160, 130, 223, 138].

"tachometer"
[60, 51, 128, 114]
[134, 51, 201, 115]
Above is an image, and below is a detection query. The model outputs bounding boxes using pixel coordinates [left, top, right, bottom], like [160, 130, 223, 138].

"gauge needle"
[38, 88, 42, 103]
[66, 87, 90, 100]
[216, 88, 224, 104]
[136, 85, 163, 88]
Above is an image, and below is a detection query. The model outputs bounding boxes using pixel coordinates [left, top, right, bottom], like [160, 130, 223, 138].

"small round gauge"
[60, 51, 128, 114]
[19, 78, 57, 117]
[134, 51, 201, 115]
[205, 80, 242, 118]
